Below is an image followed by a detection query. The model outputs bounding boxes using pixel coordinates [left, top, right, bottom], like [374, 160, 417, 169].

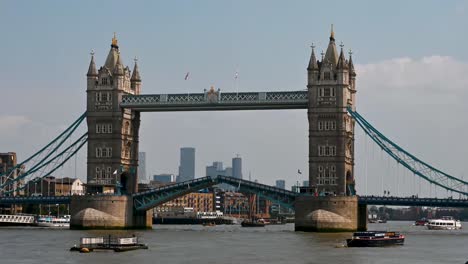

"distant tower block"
[178, 147, 195, 182]
[85, 34, 142, 195]
[232, 155, 243, 179]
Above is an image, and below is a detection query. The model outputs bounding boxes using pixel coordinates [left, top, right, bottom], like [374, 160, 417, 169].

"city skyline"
[1, 1, 468, 195]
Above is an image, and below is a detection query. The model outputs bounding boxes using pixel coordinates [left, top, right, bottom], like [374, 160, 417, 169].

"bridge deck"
[120, 91, 308, 111]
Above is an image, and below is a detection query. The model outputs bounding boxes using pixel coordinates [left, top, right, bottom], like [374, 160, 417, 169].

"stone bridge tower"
[307, 26, 356, 196]
[86, 35, 142, 195]
[295, 27, 364, 232]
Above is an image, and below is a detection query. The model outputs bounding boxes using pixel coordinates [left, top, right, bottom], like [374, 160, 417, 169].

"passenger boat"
[70, 235, 148, 252]
[346, 231, 405, 247]
[36, 215, 70, 228]
[426, 216, 462, 230]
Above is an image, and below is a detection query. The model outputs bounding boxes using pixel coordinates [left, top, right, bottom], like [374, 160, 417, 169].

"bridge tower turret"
[307, 26, 356, 196]
[85, 34, 141, 195]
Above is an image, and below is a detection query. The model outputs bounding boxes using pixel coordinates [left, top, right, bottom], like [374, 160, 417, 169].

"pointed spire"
[348, 49, 356, 76]
[113, 52, 124, 76]
[330, 24, 335, 41]
[337, 42, 348, 70]
[307, 43, 319, 71]
[104, 34, 120, 71]
[87, 50, 98, 76]
[131, 57, 141, 82]
[323, 25, 339, 66]
[111, 32, 119, 49]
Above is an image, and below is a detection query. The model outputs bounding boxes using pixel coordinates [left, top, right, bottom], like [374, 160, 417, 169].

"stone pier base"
[295, 196, 366, 232]
[70, 195, 152, 229]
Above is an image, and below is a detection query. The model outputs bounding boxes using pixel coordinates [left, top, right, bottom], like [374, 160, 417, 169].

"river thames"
[0, 221, 466, 264]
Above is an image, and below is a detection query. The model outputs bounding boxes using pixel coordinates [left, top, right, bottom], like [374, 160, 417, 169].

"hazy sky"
[1, 1, 468, 196]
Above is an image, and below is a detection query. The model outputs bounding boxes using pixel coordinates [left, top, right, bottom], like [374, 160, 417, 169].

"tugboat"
[346, 231, 405, 247]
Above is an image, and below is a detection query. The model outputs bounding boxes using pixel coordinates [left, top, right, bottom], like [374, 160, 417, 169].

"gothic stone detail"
[307, 32, 356, 196]
[86, 38, 141, 194]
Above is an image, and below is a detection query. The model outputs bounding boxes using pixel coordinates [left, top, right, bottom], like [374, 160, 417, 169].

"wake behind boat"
[346, 231, 405, 247]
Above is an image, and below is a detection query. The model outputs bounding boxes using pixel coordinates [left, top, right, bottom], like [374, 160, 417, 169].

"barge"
[70, 235, 148, 252]
[346, 231, 405, 247]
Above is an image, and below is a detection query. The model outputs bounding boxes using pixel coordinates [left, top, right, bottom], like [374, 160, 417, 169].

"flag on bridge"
[298, 169, 302, 174]
[184, 72, 190, 80]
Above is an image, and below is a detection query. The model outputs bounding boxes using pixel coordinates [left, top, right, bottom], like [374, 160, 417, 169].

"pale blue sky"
[1, 1, 468, 196]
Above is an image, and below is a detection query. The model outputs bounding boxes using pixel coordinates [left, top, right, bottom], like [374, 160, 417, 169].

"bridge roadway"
[1, 176, 467, 208]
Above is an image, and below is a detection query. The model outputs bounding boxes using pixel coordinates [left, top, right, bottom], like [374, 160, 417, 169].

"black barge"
[346, 231, 405, 247]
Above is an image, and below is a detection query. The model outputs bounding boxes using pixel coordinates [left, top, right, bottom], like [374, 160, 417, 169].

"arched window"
[124, 121, 130, 135]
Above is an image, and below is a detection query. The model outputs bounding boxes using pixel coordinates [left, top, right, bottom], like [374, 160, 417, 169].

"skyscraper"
[206, 162, 232, 178]
[275, 179, 286, 189]
[138, 152, 147, 183]
[232, 156, 242, 179]
[177, 147, 195, 182]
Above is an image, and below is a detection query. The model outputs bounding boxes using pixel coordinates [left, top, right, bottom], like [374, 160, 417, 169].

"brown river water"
[0, 221, 467, 264]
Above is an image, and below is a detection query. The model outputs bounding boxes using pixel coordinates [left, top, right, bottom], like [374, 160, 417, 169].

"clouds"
[354, 55, 468, 196]
[357, 55, 468, 94]
[0, 115, 31, 136]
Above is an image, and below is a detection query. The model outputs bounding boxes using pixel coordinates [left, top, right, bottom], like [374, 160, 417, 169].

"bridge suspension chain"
[347, 107, 468, 196]
[1, 133, 88, 195]
[0, 112, 87, 194]
[0, 112, 86, 182]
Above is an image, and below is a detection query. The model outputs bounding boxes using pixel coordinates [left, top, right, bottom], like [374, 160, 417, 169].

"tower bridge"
[1, 27, 467, 230]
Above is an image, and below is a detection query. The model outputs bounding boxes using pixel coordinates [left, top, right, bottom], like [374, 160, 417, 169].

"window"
[124, 122, 130, 135]
[324, 121, 330, 130]
[318, 121, 323, 131]
[96, 148, 102, 158]
[331, 121, 336, 130]
[318, 88, 336, 98]
[95, 92, 102, 102]
[107, 124, 112, 133]
[316, 164, 338, 186]
[96, 124, 101, 133]
[95, 167, 101, 178]
[318, 145, 336, 157]
[101, 124, 107, 134]
[102, 78, 108, 85]
[324, 72, 331, 80]
[106, 167, 112, 178]
[95, 147, 112, 158]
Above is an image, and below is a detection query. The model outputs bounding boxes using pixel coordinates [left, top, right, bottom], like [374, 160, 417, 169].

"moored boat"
[414, 218, 428, 226]
[346, 231, 405, 247]
[241, 219, 265, 227]
[36, 215, 70, 228]
[426, 216, 461, 230]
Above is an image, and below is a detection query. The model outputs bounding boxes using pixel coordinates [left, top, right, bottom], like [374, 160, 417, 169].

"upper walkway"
[120, 90, 308, 111]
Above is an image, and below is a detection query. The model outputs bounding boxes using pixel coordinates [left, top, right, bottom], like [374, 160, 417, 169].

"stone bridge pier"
[70, 195, 151, 229]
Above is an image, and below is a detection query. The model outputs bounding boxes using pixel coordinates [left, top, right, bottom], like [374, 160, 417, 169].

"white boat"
[426, 216, 461, 230]
[36, 215, 70, 228]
